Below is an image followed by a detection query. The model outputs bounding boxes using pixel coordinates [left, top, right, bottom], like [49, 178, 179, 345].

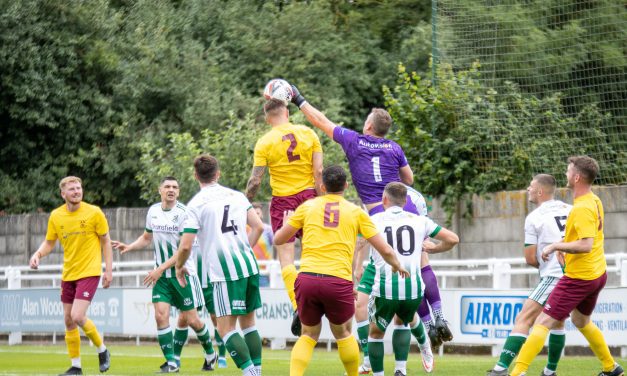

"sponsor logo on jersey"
[82, 291, 90, 298]
[153, 294, 161, 299]
[183, 298, 192, 306]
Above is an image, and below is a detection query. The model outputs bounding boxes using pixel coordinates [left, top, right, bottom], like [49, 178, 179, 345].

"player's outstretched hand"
[175, 266, 189, 288]
[290, 84, 306, 108]
[111, 240, 130, 254]
[542, 242, 557, 261]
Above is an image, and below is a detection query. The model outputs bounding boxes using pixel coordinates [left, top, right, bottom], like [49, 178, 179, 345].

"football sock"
[356, 320, 370, 357]
[290, 335, 316, 376]
[511, 324, 549, 376]
[65, 327, 81, 361]
[224, 330, 253, 370]
[547, 329, 565, 372]
[337, 335, 360, 376]
[243, 326, 263, 367]
[578, 321, 615, 371]
[496, 333, 526, 369]
[157, 326, 176, 364]
[195, 324, 215, 355]
[392, 326, 410, 362]
[281, 265, 298, 311]
[410, 320, 427, 346]
[215, 329, 226, 357]
[368, 338, 385, 374]
[81, 319, 103, 348]
[173, 326, 188, 359]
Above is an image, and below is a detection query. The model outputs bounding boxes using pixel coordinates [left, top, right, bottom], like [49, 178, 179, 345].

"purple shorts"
[543, 272, 607, 321]
[270, 189, 316, 241]
[61, 276, 100, 304]
[295, 272, 355, 326]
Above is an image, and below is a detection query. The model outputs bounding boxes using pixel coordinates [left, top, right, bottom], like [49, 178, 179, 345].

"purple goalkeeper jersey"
[333, 127, 409, 204]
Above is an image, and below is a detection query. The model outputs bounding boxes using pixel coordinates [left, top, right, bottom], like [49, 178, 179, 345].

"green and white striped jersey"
[145, 201, 197, 278]
[369, 206, 441, 300]
[183, 183, 259, 283]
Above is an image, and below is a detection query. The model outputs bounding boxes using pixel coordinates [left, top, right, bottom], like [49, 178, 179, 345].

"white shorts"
[528, 276, 560, 305]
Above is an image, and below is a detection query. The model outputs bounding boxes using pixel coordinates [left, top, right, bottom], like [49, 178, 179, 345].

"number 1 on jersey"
[371, 156, 382, 182]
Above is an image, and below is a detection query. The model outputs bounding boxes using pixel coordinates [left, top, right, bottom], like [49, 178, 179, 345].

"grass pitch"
[0, 344, 622, 375]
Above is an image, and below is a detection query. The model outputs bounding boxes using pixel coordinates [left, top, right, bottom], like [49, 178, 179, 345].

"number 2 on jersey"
[282, 133, 301, 162]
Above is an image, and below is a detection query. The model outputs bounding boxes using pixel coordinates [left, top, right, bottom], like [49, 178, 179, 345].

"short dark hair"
[568, 155, 599, 184]
[532, 174, 556, 194]
[383, 182, 407, 206]
[263, 99, 287, 117]
[369, 108, 393, 137]
[193, 154, 219, 183]
[322, 165, 347, 193]
[160, 176, 178, 186]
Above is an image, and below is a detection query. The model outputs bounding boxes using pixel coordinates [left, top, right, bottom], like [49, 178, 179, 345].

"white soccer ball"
[263, 78, 293, 104]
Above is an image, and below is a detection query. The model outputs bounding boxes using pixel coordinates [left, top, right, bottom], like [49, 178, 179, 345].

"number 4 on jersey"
[221, 205, 238, 234]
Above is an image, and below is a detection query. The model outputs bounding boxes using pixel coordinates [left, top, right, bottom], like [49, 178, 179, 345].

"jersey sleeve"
[145, 209, 153, 233]
[333, 126, 356, 152]
[523, 215, 538, 245]
[183, 205, 201, 233]
[311, 129, 323, 153]
[425, 217, 441, 238]
[572, 205, 597, 239]
[45, 214, 58, 241]
[287, 203, 307, 230]
[94, 208, 110, 236]
[253, 138, 268, 167]
[357, 209, 379, 239]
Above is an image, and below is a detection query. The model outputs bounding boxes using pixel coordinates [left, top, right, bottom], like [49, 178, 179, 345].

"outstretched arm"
[366, 233, 409, 278]
[245, 166, 266, 201]
[291, 84, 337, 139]
[422, 227, 459, 254]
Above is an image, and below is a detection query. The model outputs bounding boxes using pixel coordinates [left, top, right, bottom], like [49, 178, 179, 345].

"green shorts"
[152, 275, 204, 311]
[369, 296, 422, 332]
[212, 274, 262, 317]
[202, 283, 215, 315]
[356, 263, 376, 295]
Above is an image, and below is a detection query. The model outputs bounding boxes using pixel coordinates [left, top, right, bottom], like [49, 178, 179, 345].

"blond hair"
[59, 176, 82, 190]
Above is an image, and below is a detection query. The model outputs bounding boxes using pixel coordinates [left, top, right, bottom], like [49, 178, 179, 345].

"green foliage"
[384, 62, 618, 223]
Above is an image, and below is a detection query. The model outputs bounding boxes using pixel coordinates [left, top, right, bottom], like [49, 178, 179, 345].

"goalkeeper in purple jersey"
[289, 83, 453, 355]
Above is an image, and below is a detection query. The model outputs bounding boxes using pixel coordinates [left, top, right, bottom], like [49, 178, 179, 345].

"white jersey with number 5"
[370, 206, 441, 300]
[183, 184, 259, 283]
[524, 199, 572, 279]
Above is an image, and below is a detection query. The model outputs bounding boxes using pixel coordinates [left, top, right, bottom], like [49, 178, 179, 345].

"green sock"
[410, 321, 427, 345]
[497, 334, 527, 368]
[243, 328, 262, 367]
[392, 327, 410, 361]
[215, 329, 226, 357]
[224, 330, 253, 370]
[368, 340, 384, 373]
[356, 321, 370, 357]
[173, 327, 188, 359]
[157, 326, 176, 363]
[547, 331, 565, 371]
[195, 324, 215, 356]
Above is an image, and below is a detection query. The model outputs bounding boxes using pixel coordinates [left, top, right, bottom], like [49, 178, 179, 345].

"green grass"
[0, 345, 623, 375]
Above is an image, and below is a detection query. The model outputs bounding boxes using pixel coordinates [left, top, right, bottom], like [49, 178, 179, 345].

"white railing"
[2, 253, 626, 290]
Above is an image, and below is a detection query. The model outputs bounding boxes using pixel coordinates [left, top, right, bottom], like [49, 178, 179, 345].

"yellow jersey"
[564, 192, 606, 280]
[287, 194, 379, 281]
[46, 202, 109, 281]
[253, 122, 322, 197]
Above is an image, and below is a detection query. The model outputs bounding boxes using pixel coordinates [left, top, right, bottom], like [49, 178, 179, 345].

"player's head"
[159, 176, 179, 205]
[364, 108, 393, 137]
[264, 99, 289, 125]
[566, 155, 599, 188]
[527, 174, 556, 204]
[322, 165, 348, 194]
[252, 202, 264, 220]
[59, 176, 83, 205]
[193, 154, 220, 184]
[382, 182, 408, 208]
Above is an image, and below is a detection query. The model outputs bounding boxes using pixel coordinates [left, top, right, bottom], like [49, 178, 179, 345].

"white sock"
[243, 364, 257, 376]
[363, 355, 371, 367]
[71, 358, 81, 368]
[543, 367, 555, 375]
[255, 365, 262, 375]
[493, 365, 506, 371]
[97, 344, 107, 353]
[395, 360, 407, 374]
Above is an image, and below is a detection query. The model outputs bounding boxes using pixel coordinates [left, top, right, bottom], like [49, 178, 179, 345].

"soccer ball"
[263, 79, 293, 104]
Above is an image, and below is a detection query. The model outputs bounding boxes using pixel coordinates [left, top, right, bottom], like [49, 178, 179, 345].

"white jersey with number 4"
[370, 206, 441, 300]
[183, 184, 259, 283]
[524, 199, 572, 279]
[145, 201, 197, 278]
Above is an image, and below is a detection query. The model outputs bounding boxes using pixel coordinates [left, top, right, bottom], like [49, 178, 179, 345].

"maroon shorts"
[543, 272, 607, 321]
[295, 272, 355, 326]
[61, 276, 100, 304]
[270, 189, 316, 241]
